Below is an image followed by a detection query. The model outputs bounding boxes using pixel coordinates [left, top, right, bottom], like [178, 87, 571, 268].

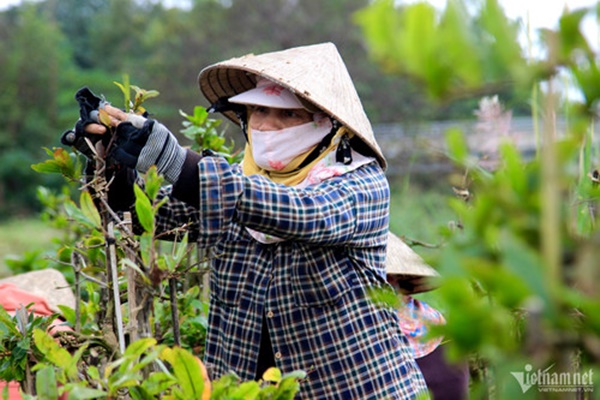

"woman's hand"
[84, 104, 140, 134]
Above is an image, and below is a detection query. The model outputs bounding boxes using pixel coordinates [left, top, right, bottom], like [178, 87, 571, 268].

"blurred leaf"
[438, 0, 482, 88]
[231, 381, 260, 398]
[558, 8, 593, 61]
[61, 386, 107, 399]
[368, 285, 401, 309]
[477, 0, 525, 79]
[445, 128, 469, 164]
[35, 366, 58, 400]
[262, 367, 282, 383]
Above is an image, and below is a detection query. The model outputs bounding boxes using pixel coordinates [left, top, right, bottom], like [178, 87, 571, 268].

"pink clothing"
[397, 296, 446, 358]
[0, 283, 71, 399]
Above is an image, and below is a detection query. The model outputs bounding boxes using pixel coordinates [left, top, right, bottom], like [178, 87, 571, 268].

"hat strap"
[208, 97, 249, 140]
[335, 132, 352, 165]
[293, 118, 338, 171]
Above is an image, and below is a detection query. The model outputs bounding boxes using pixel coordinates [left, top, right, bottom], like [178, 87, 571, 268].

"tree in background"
[0, 0, 530, 217]
[0, 3, 70, 215]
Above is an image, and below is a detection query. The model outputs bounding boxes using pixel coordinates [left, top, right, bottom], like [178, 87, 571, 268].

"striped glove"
[111, 118, 186, 184]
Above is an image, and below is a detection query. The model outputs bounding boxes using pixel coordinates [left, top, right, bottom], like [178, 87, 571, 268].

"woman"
[75, 42, 428, 399]
[385, 232, 470, 399]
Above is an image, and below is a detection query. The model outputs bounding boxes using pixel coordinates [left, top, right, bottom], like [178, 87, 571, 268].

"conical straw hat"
[386, 232, 440, 294]
[198, 42, 387, 170]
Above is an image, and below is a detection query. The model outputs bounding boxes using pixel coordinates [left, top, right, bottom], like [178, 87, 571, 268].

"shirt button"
[275, 352, 282, 359]
[267, 311, 274, 318]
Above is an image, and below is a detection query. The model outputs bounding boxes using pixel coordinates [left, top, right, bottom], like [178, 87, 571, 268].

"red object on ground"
[0, 283, 70, 400]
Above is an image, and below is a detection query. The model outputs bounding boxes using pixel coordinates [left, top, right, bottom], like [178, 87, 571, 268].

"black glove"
[110, 118, 186, 184]
[60, 87, 110, 159]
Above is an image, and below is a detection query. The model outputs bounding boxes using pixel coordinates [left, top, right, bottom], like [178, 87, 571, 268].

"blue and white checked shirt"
[153, 156, 428, 399]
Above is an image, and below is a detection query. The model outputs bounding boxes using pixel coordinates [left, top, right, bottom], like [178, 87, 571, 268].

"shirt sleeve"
[196, 155, 390, 247]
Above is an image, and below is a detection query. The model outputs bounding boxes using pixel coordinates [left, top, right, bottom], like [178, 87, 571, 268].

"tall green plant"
[357, 0, 600, 398]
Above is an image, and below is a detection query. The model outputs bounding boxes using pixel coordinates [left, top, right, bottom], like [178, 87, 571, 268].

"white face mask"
[250, 117, 333, 171]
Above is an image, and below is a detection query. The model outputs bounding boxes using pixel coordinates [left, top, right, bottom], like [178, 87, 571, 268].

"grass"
[0, 217, 60, 279]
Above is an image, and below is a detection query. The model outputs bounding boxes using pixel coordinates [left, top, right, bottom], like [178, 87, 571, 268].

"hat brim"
[386, 232, 440, 293]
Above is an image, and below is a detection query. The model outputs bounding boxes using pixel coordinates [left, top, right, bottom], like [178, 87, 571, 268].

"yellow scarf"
[242, 126, 352, 186]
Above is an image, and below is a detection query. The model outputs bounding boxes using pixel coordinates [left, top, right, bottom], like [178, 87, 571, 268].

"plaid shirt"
[153, 156, 428, 399]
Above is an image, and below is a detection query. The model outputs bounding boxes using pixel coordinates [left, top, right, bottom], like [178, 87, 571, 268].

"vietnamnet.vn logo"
[511, 364, 595, 394]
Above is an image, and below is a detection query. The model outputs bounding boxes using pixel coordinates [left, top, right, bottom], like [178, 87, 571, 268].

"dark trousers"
[416, 345, 470, 400]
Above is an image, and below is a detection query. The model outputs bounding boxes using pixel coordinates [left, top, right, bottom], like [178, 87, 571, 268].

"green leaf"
[114, 75, 131, 111]
[140, 371, 177, 396]
[63, 386, 108, 399]
[438, 0, 482, 88]
[138, 232, 154, 267]
[87, 366, 100, 381]
[262, 366, 282, 382]
[31, 148, 79, 180]
[131, 85, 160, 112]
[64, 198, 97, 229]
[57, 305, 76, 327]
[160, 347, 205, 399]
[35, 366, 59, 400]
[281, 370, 307, 380]
[170, 234, 189, 270]
[231, 381, 260, 399]
[143, 166, 164, 201]
[121, 258, 151, 285]
[80, 191, 101, 229]
[32, 329, 73, 372]
[273, 377, 302, 399]
[134, 184, 154, 233]
[126, 338, 157, 357]
[445, 128, 469, 164]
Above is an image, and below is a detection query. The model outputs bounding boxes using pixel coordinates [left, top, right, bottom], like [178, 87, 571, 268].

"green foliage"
[0, 306, 57, 385]
[114, 75, 160, 114]
[179, 107, 243, 164]
[210, 368, 307, 400]
[30, 331, 201, 399]
[160, 346, 205, 399]
[354, 0, 534, 100]
[358, 0, 600, 397]
[0, 2, 75, 216]
[155, 286, 208, 354]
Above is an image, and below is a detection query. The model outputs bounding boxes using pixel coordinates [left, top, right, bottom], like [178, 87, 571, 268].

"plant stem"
[541, 79, 561, 288]
[169, 277, 181, 346]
